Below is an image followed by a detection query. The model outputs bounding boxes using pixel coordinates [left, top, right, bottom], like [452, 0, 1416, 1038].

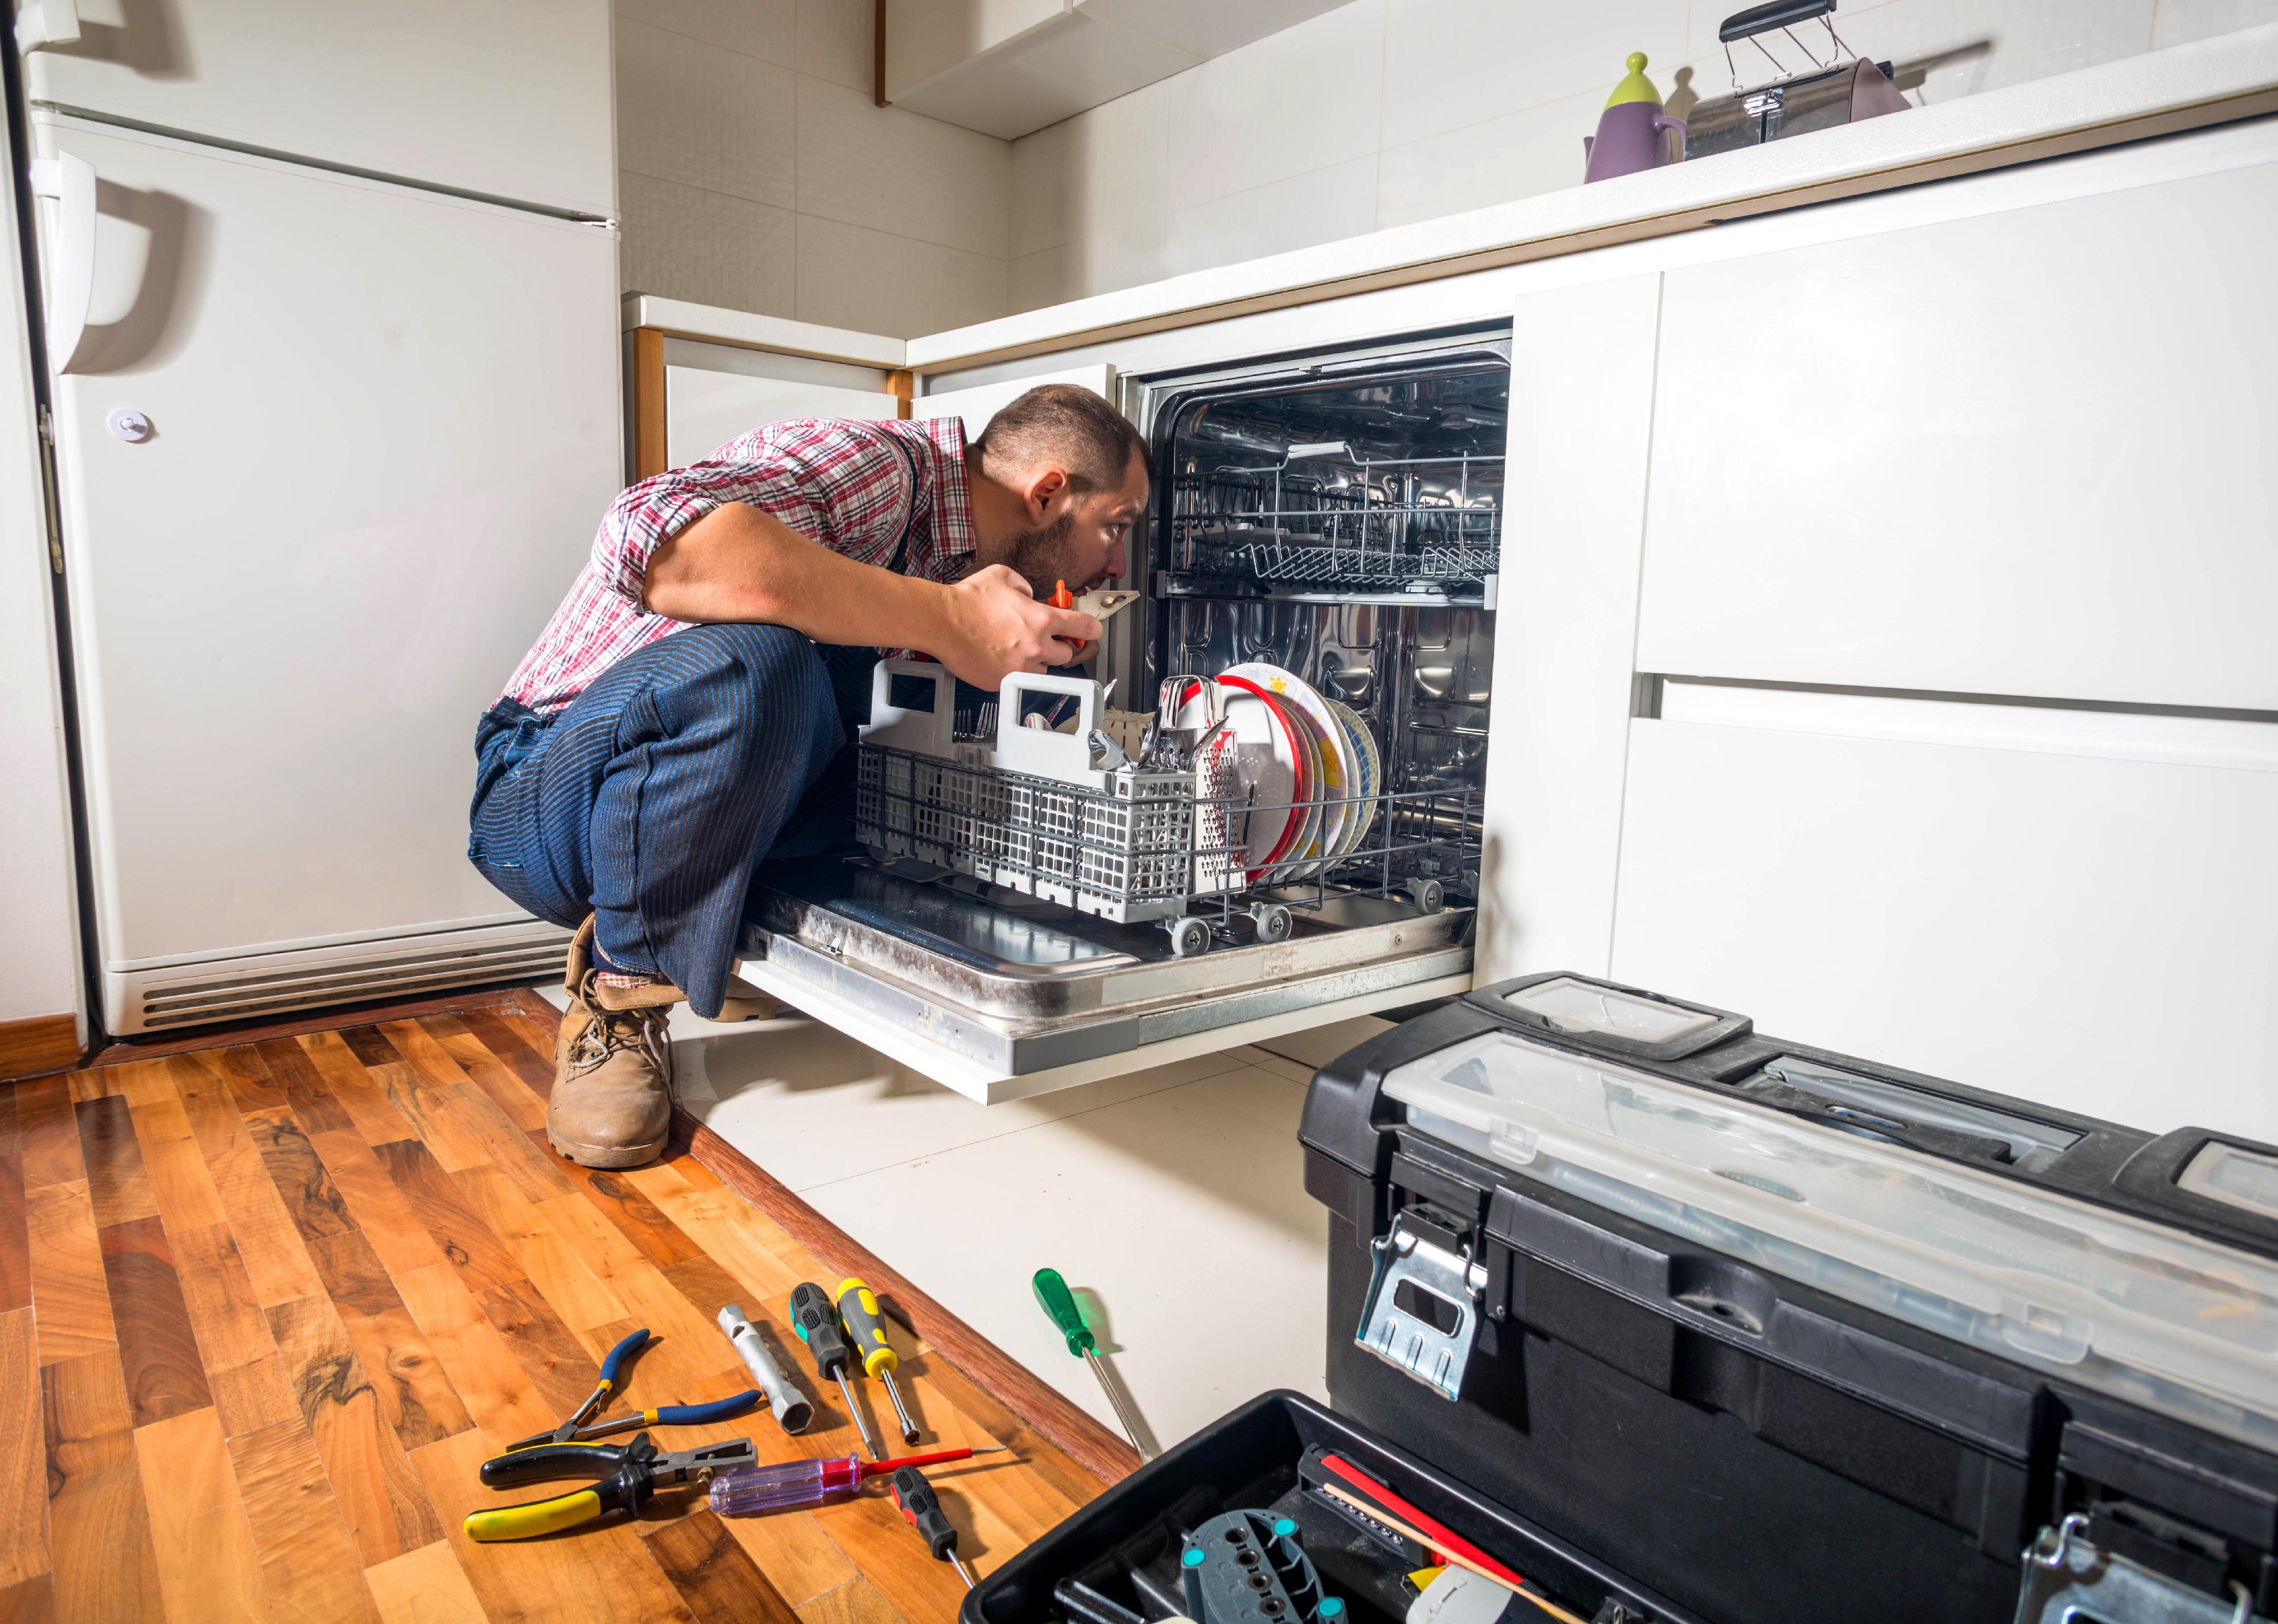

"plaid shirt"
[500, 416, 976, 715]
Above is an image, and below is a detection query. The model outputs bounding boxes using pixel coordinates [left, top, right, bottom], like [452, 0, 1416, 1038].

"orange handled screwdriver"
[1048, 580, 1089, 658]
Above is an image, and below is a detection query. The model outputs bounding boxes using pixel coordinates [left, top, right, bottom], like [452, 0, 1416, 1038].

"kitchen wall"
[615, 0, 1014, 337]
[1007, 0, 2278, 312]
[0, 127, 85, 1054]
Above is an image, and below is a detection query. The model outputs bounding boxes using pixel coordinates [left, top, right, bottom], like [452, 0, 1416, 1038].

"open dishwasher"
[739, 329, 1508, 1100]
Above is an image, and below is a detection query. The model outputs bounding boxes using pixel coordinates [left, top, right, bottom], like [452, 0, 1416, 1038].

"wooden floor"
[0, 995, 1108, 1623]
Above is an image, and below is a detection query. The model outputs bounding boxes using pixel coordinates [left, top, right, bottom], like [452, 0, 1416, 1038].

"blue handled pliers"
[503, 1327, 760, 1451]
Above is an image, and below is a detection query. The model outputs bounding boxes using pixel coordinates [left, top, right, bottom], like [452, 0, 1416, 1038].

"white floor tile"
[802, 1064, 1332, 1451]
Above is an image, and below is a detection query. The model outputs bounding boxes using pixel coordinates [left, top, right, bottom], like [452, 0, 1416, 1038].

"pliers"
[504, 1327, 761, 1451]
[464, 1433, 757, 1541]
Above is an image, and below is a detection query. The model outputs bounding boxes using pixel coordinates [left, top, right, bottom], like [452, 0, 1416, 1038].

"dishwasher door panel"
[737, 866, 1473, 1103]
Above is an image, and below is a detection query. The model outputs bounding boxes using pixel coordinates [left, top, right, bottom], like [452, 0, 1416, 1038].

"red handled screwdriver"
[890, 1464, 977, 1589]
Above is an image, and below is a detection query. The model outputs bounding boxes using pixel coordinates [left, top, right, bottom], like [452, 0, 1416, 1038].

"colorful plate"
[1177, 679, 1307, 881]
[1222, 662, 1360, 879]
[1326, 699, 1381, 860]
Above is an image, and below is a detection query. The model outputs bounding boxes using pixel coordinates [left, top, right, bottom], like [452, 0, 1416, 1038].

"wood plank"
[360, 1539, 484, 1624]
[304, 1230, 472, 1451]
[339, 1031, 489, 1174]
[23, 1184, 113, 1367]
[718, 1505, 861, 1613]
[201, 1145, 327, 1310]
[381, 1023, 574, 1205]
[557, 1159, 703, 1271]
[368, 1140, 521, 1295]
[471, 1278, 598, 1423]
[794, 1577, 911, 1624]
[82, 987, 552, 1072]
[0, 1016, 81, 1084]
[439, 1012, 553, 1125]
[447, 1164, 625, 1338]
[389, 1264, 557, 1451]
[242, 1112, 356, 1248]
[292, 1034, 417, 1147]
[262, 1296, 442, 1566]
[0, 1158, 27, 1315]
[130, 1406, 270, 1624]
[94, 1219, 212, 1429]
[215, 1047, 287, 1117]
[643, 1509, 801, 1624]
[163, 1055, 249, 1162]
[0, 1310, 47, 1592]
[410, 1428, 694, 1624]
[40, 1350, 164, 1624]
[119, 1090, 226, 1238]
[814, 1491, 972, 1624]
[168, 1222, 278, 1376]
[303, 1132, 446, 1278]
[677, 1110, 1135, 1487]
[104, 1063, 175, 1115]
[206, 1357, 303, 1443]
[73, 1100, 153, 1233]
[14, 1078, 85, 1192]
[624, 1162, 805, 1310]
[226, 1419, 385, 1624]
[0, 1573, 55, 1622]
[256, 1038, 359, 1140]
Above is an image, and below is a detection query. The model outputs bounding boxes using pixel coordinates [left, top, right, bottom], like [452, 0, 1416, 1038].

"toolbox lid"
[1381, 1027, 2278, 1453]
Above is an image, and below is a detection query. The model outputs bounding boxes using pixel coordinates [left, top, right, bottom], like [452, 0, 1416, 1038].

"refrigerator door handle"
[15, 0, 79, 53]
[27, 150, 95, 374]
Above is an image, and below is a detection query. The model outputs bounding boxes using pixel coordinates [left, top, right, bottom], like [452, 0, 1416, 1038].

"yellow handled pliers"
[463, 1433, 757, 1542]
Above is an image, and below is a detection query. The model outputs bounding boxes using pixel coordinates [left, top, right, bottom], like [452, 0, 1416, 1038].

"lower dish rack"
[854, 663, 1480, 958]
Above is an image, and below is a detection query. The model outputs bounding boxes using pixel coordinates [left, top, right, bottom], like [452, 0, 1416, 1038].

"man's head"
[965, 384, 1149, 597]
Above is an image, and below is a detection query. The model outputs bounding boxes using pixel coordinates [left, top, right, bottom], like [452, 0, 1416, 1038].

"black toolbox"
[967, 972, 2278, 1624]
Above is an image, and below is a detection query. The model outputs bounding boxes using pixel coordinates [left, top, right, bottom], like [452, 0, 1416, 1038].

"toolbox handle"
[992, 671, 1103, 784]
[863, 658, 955, 756]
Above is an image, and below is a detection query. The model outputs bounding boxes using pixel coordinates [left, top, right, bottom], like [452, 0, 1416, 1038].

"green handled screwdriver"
[1032, 1268, 1150, 1458]
[790, 1281, 885, 1460]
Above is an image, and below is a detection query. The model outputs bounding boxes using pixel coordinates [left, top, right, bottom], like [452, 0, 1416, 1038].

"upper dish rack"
[1169, 450, 1503, 593]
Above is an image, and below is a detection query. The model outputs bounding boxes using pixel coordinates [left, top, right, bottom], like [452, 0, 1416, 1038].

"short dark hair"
[974, 384, 1147, 493]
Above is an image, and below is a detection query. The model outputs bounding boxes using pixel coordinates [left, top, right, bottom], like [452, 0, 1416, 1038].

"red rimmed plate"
[1177, 676, 1311, 882]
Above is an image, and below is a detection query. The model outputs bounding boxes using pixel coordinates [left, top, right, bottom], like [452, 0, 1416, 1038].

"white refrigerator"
[21, 0, 624, 1033]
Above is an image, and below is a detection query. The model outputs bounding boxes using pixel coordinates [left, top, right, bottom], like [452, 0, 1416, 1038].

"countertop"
[624, 23, 2278, 375]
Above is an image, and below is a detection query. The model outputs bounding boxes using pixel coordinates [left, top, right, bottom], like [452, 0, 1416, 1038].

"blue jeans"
[467, 625, 876, 1018]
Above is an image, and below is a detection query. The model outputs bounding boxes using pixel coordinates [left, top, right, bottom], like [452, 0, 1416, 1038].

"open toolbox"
[973, 973, 2278, 1624]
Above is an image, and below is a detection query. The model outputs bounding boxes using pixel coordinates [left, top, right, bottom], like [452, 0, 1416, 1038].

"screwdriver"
[1032, 1268, 1151, 1458]
[889, 1464, 976, 1589]
[705, 1445, 993, 1515]
[836, 1277, 921, 1446]
[790, 1281, 884, 1460]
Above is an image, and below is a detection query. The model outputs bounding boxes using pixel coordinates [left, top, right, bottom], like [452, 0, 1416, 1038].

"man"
[470, 385, 1148, 1168]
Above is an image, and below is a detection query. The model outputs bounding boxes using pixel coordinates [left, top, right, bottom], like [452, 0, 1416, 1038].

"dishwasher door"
[736, 863, 1473, 1103]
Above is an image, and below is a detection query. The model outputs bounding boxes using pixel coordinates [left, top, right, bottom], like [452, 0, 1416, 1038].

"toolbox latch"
[1354, 1212, 1487, 1400]
[2016, 1515, 2268, 1623]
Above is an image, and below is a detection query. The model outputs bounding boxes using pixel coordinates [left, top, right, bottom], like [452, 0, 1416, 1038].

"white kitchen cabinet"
[666, 364, 901, 470]
[1637, 156, 2278, 712]
[911, 364, 1116, 440]
[1609, 715, 2278, 1141]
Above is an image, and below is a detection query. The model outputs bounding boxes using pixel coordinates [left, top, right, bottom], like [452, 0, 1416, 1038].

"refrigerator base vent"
[112, 929, 572, 1033]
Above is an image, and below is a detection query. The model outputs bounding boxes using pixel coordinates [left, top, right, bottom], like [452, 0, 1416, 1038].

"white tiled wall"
[1006, 0, 2278, 311]
[614, 0, 1014, 337]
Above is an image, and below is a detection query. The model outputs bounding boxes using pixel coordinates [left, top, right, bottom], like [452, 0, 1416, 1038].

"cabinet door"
[666, 368, 900, 468]
[1637, 155, 2278, 711]
[23, 0, 614, 216]
[39, 120, 622, 968]
[1609, 713, 2278, 1140]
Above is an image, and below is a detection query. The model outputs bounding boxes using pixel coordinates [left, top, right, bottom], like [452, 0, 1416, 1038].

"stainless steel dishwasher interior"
[742, 328, 1510, 1075]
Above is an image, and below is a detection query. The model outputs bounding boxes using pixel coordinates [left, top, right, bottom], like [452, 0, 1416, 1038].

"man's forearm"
[642, 502, 954, 652]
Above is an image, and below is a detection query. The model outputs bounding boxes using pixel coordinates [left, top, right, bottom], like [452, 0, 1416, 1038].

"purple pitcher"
[1583, 52, 1686, 183]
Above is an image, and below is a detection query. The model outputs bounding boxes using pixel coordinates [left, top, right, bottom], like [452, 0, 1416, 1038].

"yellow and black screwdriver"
[790, 1280, 885, 1460]
[836, 1276, 921, 1446]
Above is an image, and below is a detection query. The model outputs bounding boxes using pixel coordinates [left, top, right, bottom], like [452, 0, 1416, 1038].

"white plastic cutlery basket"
[855, 662, 1246, 928]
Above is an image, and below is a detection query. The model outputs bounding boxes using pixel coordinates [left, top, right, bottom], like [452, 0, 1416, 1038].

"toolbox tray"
[960, 1389, 1696, 1624]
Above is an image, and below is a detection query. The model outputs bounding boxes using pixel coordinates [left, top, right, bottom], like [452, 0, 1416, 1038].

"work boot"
[546, 920, 786, 1169]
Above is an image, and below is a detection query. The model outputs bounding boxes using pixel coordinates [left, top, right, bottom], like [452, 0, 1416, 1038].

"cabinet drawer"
[1636, 156, 2278, 711]
[1608, 716, 2278, 1140]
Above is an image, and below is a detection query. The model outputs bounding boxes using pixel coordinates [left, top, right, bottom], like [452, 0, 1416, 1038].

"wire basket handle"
[863, 659, 956, 757]
[993, 671, 1104, 785]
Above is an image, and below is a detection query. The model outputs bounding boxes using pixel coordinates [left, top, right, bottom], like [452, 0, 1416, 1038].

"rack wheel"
[1248, 903, 1292, 944]
[1404, 878, 1445, 915]
[1167, 916, 1213, 957]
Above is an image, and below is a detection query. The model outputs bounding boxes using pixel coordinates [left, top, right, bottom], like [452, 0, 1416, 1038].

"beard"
[999, 509, 1083, 599]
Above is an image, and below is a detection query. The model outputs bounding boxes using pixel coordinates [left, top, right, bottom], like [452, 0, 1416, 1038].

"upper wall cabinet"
[1635, 154, 2278, 712]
